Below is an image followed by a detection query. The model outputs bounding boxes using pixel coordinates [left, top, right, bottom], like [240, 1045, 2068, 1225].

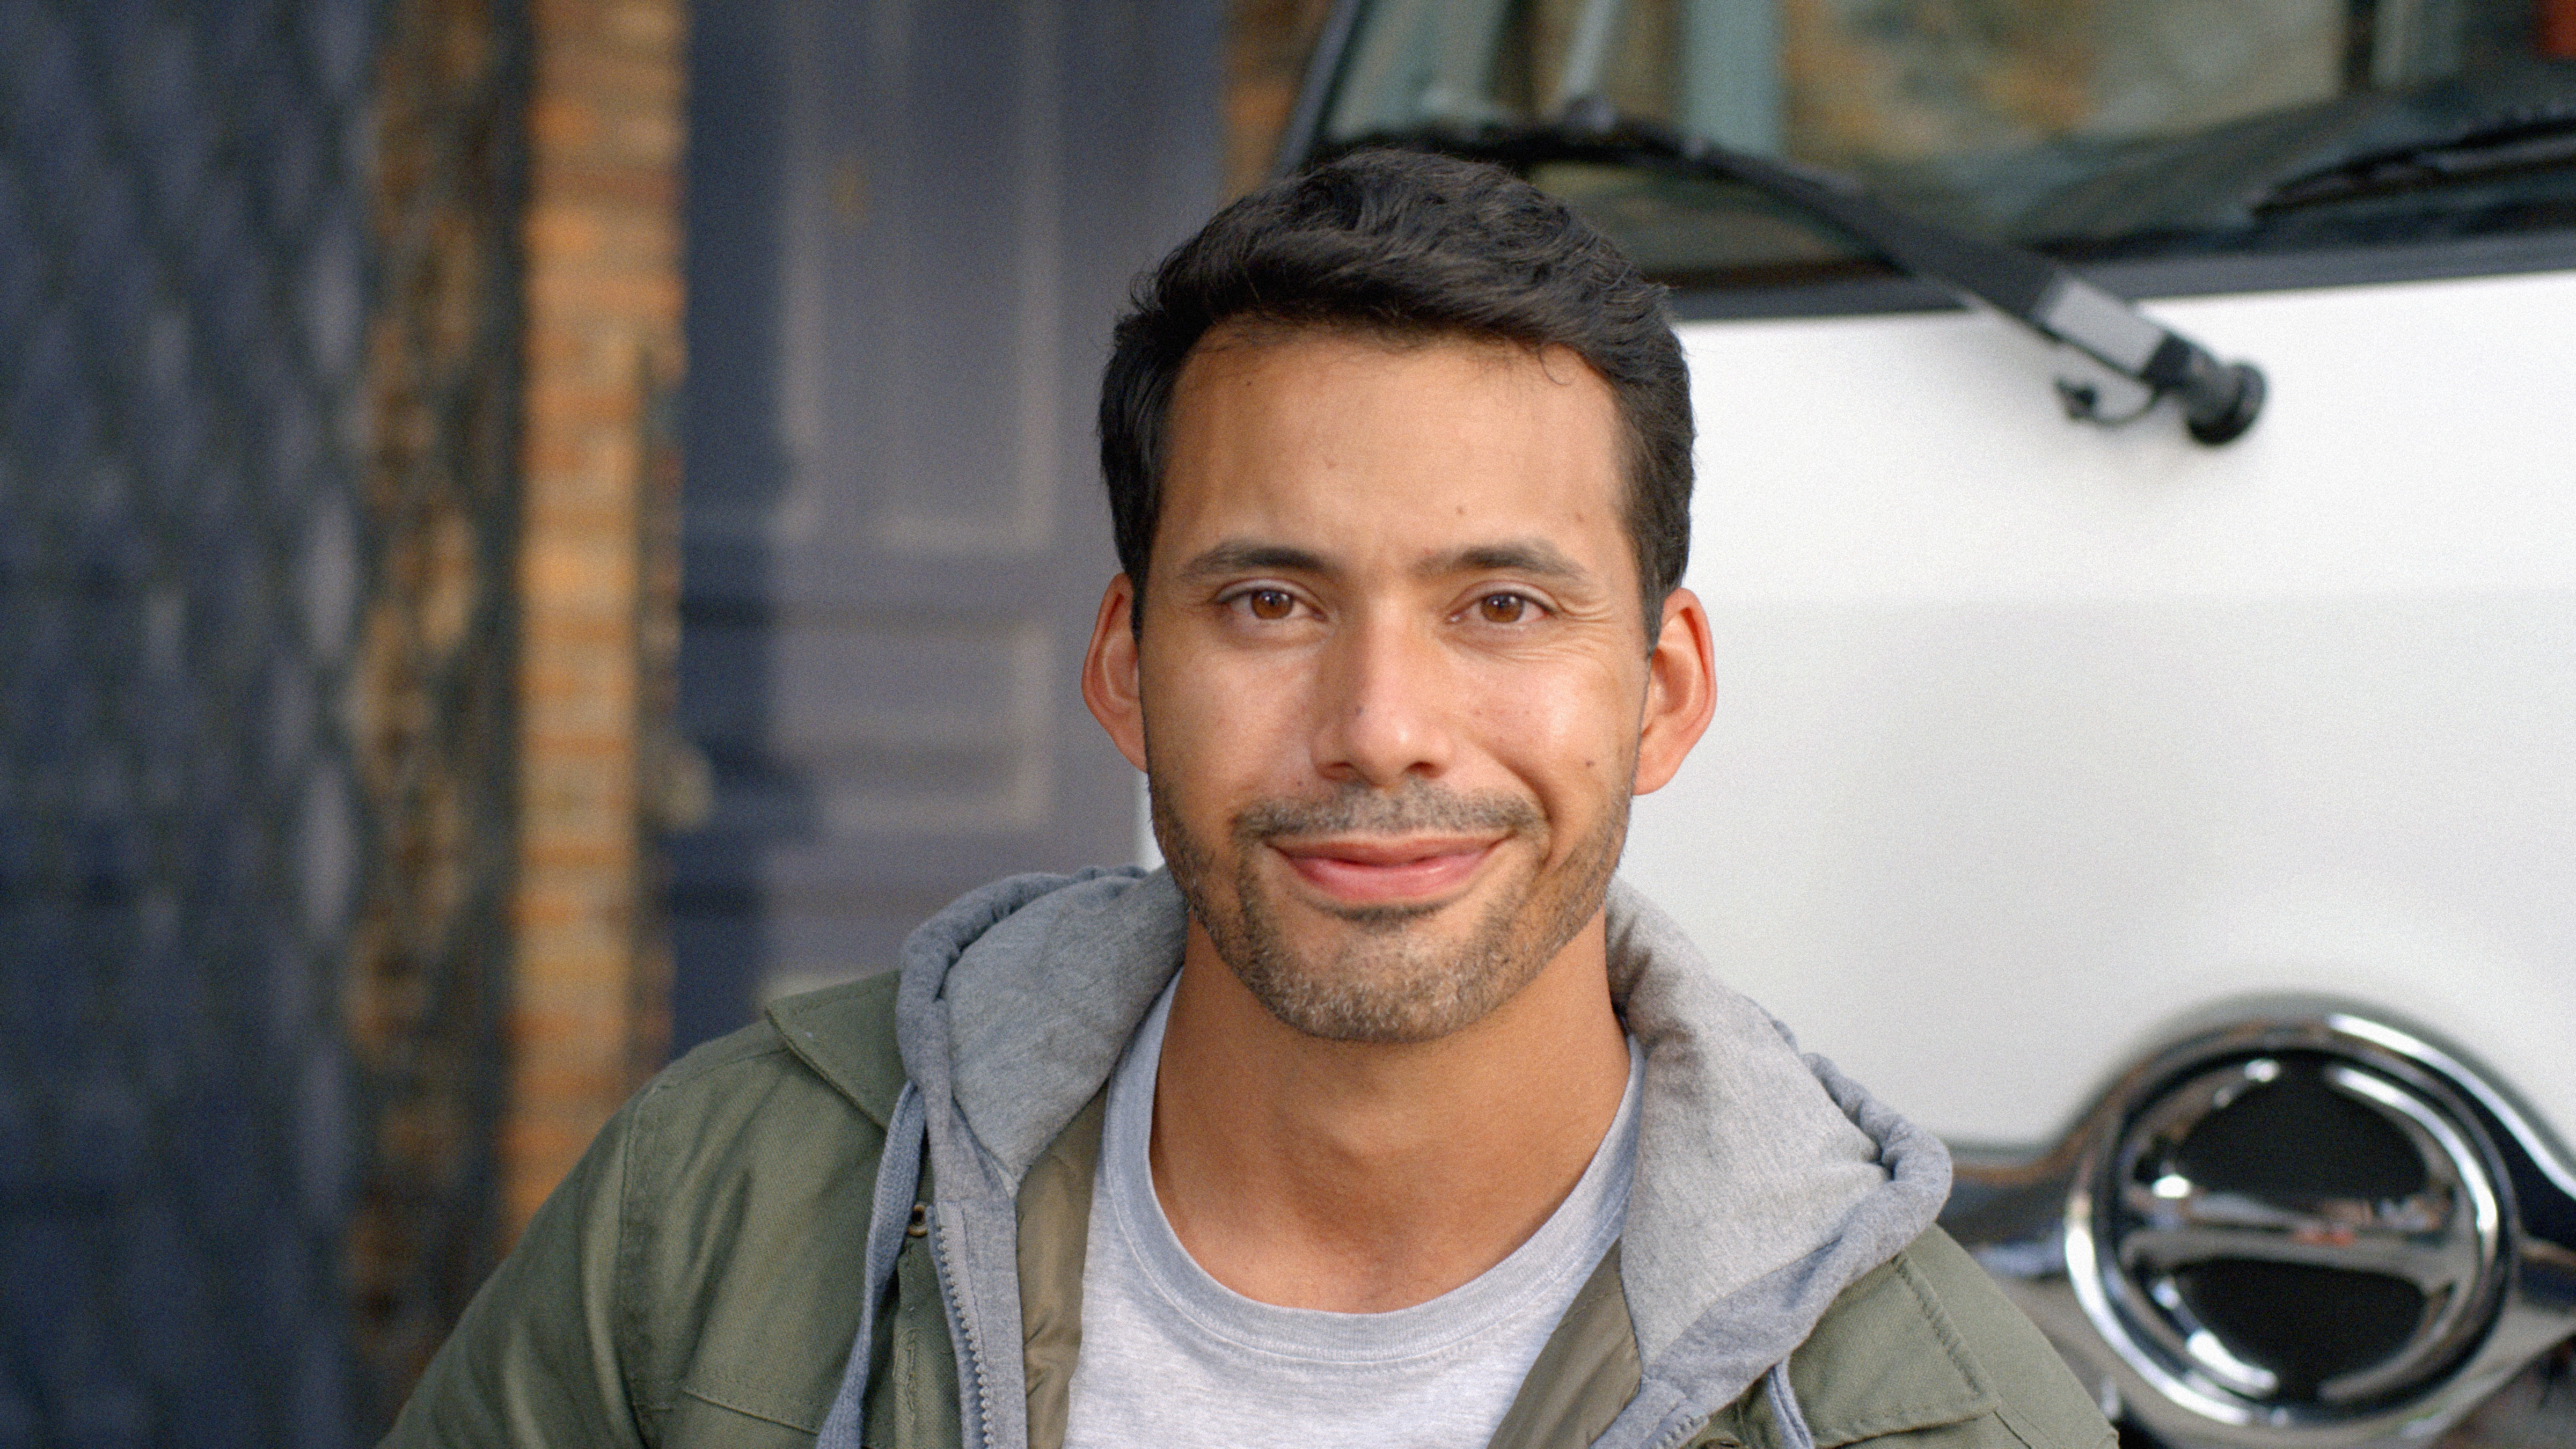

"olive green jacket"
[386, 969, 2113, 1449]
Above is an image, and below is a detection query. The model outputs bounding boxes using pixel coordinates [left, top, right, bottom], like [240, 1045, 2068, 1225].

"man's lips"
[1267, 836, 1501, 904]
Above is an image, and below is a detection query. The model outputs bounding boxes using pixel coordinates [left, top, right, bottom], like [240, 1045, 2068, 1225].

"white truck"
[1279, 2, 2576, 1444]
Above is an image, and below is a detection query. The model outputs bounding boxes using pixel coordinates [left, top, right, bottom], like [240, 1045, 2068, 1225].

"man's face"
[1083, 327, 1711, 1043]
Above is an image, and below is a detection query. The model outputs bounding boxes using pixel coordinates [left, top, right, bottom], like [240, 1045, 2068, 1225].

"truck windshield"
[1312, 0, 2576, 292]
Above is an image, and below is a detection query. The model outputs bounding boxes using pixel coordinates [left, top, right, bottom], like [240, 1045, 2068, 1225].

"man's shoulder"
[384, 972, 910, 1446]
[603, 971, 909, 1438]
[608, 969, 907, 1207]
[1742, 1226, 2114, 1449]
[649, 968, 906, 1121]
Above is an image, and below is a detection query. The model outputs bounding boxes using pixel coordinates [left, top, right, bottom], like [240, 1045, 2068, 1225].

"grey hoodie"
[813, 867, 1952, 1449]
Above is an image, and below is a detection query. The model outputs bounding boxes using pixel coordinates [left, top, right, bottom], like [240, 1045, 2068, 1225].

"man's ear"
[1081, 574, 1150, 772]
[1634, 586, 1717, 795]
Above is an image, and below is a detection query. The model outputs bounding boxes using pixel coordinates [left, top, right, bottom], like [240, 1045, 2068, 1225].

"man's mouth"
[1266, 835, 1501, 905]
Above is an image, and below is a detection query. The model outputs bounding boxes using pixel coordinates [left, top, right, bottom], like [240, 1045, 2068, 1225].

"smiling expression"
[1085, 325, 1708, 1043]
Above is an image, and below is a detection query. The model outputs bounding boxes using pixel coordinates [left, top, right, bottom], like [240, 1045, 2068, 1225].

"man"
[386, 151, 2113, 1449]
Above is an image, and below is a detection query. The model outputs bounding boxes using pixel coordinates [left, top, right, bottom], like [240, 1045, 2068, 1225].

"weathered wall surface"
[507, 0, 685, 1239]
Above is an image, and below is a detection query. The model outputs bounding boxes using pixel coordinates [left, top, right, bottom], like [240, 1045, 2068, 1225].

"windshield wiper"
[2255, 112, 2576, 211]
[1330, 100, 2267, 446]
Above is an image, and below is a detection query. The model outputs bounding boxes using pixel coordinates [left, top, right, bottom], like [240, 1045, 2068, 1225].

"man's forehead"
[1152, 326, 1631, 589]
[1162, 330, 1620, 488]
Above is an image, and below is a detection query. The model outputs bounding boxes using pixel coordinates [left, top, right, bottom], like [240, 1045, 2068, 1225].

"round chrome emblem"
[2067, 1048, 2509, 1433]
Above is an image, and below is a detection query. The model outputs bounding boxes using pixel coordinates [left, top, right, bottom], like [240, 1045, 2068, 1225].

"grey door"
[676, 0, 1221, 1048]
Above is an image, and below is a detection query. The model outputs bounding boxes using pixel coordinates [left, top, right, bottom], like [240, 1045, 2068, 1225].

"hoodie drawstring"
[1765, 1360, 1817, 1449]
[817, 1081, 928, 1449]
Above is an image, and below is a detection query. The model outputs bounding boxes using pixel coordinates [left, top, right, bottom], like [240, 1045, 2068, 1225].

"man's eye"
[1241, 589, 1296, 621]
[1476, 592, 1533, 624]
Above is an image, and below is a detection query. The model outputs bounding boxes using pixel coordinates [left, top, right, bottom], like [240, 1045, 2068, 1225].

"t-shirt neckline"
[1094, 972, 1645, 1364]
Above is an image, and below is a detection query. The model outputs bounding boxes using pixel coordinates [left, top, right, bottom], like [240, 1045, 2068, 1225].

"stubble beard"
[1150, 774, 1628, 1044]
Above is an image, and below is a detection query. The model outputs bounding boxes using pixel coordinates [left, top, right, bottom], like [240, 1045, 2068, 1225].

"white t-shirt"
[1061, 981, 1644, 1449]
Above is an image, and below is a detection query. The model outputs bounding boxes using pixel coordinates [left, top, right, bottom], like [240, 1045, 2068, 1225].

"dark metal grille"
[347, 0, 523, 1430]
[0, 0, 524, 1443]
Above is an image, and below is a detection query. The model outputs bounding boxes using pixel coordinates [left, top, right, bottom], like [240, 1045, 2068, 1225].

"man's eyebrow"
[1170, 538, 1598, 588]
[1426, 540, 1593, 584]
[1172, 540, 1333, 584]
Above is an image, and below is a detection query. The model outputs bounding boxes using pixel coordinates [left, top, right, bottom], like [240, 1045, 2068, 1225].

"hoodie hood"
[819, 866, 1951, 1449]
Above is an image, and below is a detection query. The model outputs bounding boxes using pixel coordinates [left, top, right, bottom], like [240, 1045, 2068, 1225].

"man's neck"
[1146, 915, 1632, 1313]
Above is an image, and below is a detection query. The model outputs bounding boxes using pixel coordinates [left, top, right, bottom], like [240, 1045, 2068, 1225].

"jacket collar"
[787, 867, 1953, 1449]
[1718, 1247, 1998, 1449]
[1003, 1081, 1988, 1449]
[771, 974, 911, 1126]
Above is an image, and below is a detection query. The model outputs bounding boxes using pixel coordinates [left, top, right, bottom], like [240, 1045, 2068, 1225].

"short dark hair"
[1097, 149, 1693, 638]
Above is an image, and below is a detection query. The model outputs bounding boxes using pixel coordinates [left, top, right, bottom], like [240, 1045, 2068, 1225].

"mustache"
[1231, 781, 1543, 843]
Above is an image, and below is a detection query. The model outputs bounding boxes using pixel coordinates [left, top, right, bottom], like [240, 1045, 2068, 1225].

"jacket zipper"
[931, 1216, 998, 1449]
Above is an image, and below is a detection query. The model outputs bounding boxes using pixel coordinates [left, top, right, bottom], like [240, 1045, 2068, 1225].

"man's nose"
[1309, 609, 1454, 788]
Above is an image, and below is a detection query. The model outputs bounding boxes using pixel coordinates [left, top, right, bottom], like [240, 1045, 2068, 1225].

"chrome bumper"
[1939, 1008, 2576, 1449]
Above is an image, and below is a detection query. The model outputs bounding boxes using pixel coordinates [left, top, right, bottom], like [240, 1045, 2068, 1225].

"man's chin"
[1261, 908, 1473, 967]
[1318, 898, 1447, 931]
[1220, 887, 1549, 1043]
[1232, 953, 1512, 1044]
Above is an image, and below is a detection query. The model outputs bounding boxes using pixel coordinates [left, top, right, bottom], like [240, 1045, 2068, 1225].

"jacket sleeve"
[379, 1095, 649, 1448]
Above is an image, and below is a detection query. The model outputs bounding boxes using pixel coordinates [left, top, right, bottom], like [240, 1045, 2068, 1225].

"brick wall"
[508, 0, 685, 1236]
[2547, 0, 2576, 58]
